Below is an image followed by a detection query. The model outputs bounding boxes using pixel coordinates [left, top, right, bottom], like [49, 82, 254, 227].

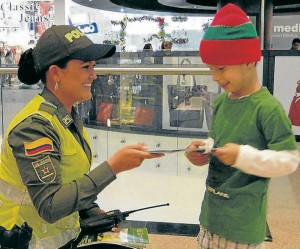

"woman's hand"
[185, 140, 210, 166]
[107, 143, 164, 174]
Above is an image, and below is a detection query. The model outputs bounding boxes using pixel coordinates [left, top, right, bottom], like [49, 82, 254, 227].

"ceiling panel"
[71, 0, 300, 15]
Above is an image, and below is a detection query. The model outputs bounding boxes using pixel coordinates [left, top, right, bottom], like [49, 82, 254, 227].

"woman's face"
[57, 59, 96, 109]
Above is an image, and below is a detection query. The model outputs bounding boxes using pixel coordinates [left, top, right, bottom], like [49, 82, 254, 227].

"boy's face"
[207, 63, 257, 98]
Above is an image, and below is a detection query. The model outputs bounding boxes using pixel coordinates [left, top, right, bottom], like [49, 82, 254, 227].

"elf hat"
[199, 3, 261, 65]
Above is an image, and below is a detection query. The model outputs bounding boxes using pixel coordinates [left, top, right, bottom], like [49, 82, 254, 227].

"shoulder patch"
[24, 137, 54, 156]
[32, 155, 56, 183]
[39, 101, 57, 115]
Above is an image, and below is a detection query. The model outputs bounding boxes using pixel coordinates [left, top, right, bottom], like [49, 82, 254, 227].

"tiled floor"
[264, 166, 300, 249]
[97, 169, 206, 224]
[147, 234, 197, 249]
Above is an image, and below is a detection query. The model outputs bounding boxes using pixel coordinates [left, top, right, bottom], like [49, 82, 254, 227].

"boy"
[185, 4, 299, 249]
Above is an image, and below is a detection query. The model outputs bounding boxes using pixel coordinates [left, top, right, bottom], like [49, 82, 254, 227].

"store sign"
[77, 23, 98, 34]
[0, 1, 54, 23]
[272, 15, 300, 50]
[0, 0, 54, 41]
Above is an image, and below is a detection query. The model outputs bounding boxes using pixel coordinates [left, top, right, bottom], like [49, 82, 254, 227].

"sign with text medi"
[272, 15, 300, 50]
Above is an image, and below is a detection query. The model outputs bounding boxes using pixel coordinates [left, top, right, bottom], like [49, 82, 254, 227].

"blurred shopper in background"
[161, 40, 172, 51]
[290, 37, 300, 50]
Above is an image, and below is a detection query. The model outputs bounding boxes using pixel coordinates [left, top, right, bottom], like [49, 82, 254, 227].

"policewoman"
[0, 25, 163, 248]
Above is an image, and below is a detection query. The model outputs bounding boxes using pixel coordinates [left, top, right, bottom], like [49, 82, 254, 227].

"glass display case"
[79, 51, 216, 139]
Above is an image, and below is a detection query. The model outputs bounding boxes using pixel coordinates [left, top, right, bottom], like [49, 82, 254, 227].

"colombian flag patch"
[24, 137, 54, 156]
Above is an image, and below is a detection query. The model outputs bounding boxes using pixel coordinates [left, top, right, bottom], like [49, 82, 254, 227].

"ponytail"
[18, 48, 41, 85]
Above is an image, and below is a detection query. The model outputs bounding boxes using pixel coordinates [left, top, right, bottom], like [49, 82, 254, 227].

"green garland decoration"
[111, 15, 189, 50]
[171, 16, 188, 22]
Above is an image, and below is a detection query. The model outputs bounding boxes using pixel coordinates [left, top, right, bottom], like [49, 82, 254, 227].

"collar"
[228, 92, 250, 99]
[228, 86, 263, 100]
[40, 88, 75, 128]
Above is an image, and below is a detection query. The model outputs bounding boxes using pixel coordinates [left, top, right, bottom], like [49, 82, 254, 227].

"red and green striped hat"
[199, 3, 261, 65]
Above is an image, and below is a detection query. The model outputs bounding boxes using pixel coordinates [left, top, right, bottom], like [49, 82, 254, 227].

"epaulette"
[38, 101, 57, 115]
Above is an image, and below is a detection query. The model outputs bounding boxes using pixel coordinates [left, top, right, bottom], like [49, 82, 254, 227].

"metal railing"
[0, 66, 211, 76]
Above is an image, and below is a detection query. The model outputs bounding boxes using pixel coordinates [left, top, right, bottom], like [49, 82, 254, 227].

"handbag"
[167, 59, 207, 129]
[168, 59, 207, 110]
[96, 102, 115, 122]
[132, 84, 158, 108]
[134, 107, 154, 126]
[169, 96, 204, 128]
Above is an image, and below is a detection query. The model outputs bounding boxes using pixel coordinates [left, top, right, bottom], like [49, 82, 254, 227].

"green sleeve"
[261, 103, 297, 151]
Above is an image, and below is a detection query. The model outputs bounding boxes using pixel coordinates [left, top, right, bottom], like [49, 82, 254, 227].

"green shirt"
[201, 87, 296, 243]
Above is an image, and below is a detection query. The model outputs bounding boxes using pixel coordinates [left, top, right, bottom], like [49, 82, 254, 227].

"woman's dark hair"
[143, 43, 152, 50]
[18, 48, 72, 85]
[40, 56, 72, 83]
[18, 49, 40, 85]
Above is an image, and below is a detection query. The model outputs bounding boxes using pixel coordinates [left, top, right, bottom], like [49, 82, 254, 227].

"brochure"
[77, 227, 149, 248]
[148, 148, 215, 154]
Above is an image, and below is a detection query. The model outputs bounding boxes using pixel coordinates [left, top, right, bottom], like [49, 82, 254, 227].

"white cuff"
[233, 145, 300, 178]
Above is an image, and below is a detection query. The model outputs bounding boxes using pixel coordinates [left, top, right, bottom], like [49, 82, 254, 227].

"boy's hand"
[213, 143, 239, 165]
[185, 140, 210, 166]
